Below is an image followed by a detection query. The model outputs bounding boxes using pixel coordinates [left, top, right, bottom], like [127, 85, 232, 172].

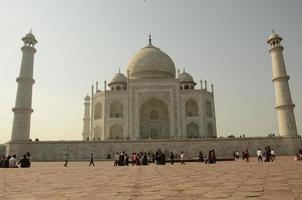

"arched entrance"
[110, 124, 123, 140]
[139, 97, 169, 139]
[186, 122, 199, 138]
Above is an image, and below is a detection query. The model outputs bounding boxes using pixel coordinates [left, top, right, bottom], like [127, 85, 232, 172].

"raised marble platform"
[6, 136, 302, 161]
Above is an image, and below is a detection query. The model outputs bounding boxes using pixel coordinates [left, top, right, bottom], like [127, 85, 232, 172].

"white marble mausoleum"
[6, 31, 301, 160]
[83, 36, 217, 141]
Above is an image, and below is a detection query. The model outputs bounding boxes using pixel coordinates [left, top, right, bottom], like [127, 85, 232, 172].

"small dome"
[109, 72, 127, 86]
[126, 44, 176, 79]
[179, 72, 194, 83]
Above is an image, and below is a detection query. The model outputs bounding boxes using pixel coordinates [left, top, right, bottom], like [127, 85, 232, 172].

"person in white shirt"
[271, 149, 275, 161]
[180, 152, 185, 165]
[257, 148, 262, 162]
[9, 155, 18, 168]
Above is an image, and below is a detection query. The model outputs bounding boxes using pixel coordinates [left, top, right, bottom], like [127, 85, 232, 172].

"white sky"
[0, 0, 301, 143]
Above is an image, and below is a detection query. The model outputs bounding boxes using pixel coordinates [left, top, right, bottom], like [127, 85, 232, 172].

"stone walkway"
[0, 157, 302, 200]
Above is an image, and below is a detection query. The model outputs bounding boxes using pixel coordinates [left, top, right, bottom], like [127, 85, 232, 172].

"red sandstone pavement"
[0, 156, 302, 200]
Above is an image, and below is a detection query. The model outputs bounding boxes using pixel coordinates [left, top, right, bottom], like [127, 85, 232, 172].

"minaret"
[11, 31, 38, 141]
[267, 31, 298, 137]
[82, 95, 91, 140]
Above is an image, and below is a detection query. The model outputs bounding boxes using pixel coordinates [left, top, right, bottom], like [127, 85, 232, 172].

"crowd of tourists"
[233, 146, 276, 162]
[0, 152, 31, 168]
[113, 149, 170, 166]
[5, 147, 301, 168]
[256, 146, 276, 162]
[110, 149, 217, 166]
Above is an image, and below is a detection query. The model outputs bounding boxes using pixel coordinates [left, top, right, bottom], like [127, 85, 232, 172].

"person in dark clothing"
[124, 153, 129, 166]
[64, 154, 68, 167]
[4, 156, 10, 168]
[199, 151, 204, 162]
[89, 153, 95, 167]
[0, 156, 4, 168]
[142, 153, 148, 165]
[136, 154, 140, 165]
[211, 149, 216, 164]
[265, 146, 272, 162]
[245, 149, 250, 162]
[170, 152, 174, 165]
[120, 152, 125, 166]
[162, 153, 166, 165]
[155, 151, 160, 165]
[152, 153, 155, 163]
[208, 150, 213, 164]
[18, 154, 30, 168]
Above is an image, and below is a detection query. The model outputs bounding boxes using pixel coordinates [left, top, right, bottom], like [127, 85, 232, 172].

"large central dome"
[126, 42, 176, 79]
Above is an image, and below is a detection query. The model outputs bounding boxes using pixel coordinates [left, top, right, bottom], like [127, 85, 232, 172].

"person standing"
[199, 151, 204, 162]
[26, 152, 32, 167]
[242, 151, 245, 160]
[142, 152, 148, 165]
[208, 150, 213, 164]
[257, 148, 262, 162]
[271, 149, 275, 161]
[265, 146, 272, 162]
[180, 151, 185, 165]
[212, 149, 216, 164]
[245, 149, 250, 162]
[170, 152, 174, 165]
[64, 154, 68, 167]
[89, 153, 95, 167]
[114, 152, 119, 166]
[124, 153, 129, 166]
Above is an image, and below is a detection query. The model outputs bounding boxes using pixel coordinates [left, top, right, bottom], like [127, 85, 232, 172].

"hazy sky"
[0, 0, 301, 143]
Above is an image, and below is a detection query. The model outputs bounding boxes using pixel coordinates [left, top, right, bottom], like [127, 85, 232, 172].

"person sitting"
[295, 149, 302, 161]
[4, 156, 10, 168]
[9, 155, 18, 168]
[18, 154, 31, 168]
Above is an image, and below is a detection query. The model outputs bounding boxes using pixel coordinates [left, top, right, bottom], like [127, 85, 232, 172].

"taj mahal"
[5, 31, 302, 160]
[83, 35, 216, 142]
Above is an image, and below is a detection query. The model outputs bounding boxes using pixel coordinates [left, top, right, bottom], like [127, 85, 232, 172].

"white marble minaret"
[11, 31, 38, 141]
[82, 95, 91, 140]
[267, 31, 298, 137]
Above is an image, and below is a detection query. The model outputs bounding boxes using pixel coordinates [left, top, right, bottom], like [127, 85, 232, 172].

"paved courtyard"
[0, 156, 301, 200]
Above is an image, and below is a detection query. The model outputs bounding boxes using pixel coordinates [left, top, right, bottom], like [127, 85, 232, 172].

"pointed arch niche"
[185, 99, 198, 117]
[94, 102, 102, 119]
[139, 97, 170, 139]
[186, 122, 199, 138]
[109, 124, 123, 140]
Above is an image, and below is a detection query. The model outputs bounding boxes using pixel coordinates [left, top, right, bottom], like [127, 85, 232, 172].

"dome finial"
[183, 68, 185, 73]
[118, 68, 121, 73]
[30, 28, 32, 33]
[148, 33, 152, 45]
[272, 29, 275, 34]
